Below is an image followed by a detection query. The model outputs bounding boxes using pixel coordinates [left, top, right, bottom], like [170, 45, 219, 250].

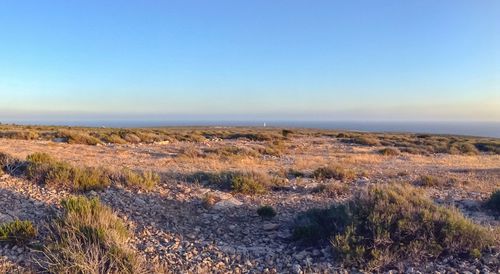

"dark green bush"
[0, 220, 37, 244]
[485, 190, 500, 214]
[257, 205, 277, 219]
[293, 184, 496, 270]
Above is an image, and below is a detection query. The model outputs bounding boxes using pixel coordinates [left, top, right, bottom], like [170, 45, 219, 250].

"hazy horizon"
[1, 1, 499, 121]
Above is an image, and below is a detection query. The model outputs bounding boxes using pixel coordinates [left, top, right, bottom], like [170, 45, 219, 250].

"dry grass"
[40, 196, 144, 273]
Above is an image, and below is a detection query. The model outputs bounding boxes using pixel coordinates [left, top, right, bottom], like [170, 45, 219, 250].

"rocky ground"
[0, 134, 499, 273]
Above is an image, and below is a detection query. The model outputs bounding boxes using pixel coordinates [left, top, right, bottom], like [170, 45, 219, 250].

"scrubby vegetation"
[378, 147, 400, 156]
[117, 168, 160, 191]
[26, 152, 111, 191]
[417, 175, 440, 187]
[257, 206, 277, 219]
[0, 220, 37, 245]
[189, 171, 270, 195]
[485, 190, 500, 214]
[294, 184, 497, 270]
[41, 196, 143, 273]
[312, 165, 356, 181]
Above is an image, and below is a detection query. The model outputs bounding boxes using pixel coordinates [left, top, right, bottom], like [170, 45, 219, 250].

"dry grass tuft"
[41, 196, 144, 273]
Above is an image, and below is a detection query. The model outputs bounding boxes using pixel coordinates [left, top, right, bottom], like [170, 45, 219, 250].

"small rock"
[263, 223, 280, 231]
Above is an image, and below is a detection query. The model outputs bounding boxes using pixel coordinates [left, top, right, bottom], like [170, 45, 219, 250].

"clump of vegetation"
[378, 147, 400, 156]
[417, 175, 440, 187]
[293, 184, 496, 270]
[231, 173, 268, 195]
[57, 130, 102, 146]
[342, 135, 381, 146]
[286, 169, 305, 178]
[0, 220, 37, 245]
[475, 142, 500, 154]
[189, 171, 269, 195]
[118, 168, 160, 191]
[41, 196, 143, 273]
[201, 192, 220, 209]
[203, 145, 259, 159]
[281, 129, 293, 138]
[257, 205, 277, 219]
[26, 152, 110, 191]
[312, 165, 355, 181]
[485, 190, 500, 214]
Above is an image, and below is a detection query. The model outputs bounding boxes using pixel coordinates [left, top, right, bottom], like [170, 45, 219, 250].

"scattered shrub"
[26, 152, 110, 191]
[189, 171, 269, 195]
[485, 190, 500, 214]
[378, 147, 400, 156]
[0, 220, 37, 245]
[418, 175, 440, 187]
[102, 134, 127, 144]
[293, 184, 496, 270]
[201, 193, 219, 209]
[257, 205, 277, 219]
[118, 169, 160, 191]
[343, 135, 381, 146]
[282, 129, 293, 138]
[231, 174, 268, 195]
[312, 165, 355, 181]
[41, 196, 143, 273]
[57, 130, 102, 145]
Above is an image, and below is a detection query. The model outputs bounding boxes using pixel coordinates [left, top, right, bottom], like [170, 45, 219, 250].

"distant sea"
[4, 120, 500, 138]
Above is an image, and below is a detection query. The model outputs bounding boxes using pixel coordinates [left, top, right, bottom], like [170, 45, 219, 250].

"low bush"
[0, 220, 37, 244]
[57, 130, 102, 146]
[485, 190, 500, 214]
[417, 175, 440, 187]
[293, 184, 496, 270]
[189, 171, 269, 195]
[26, 152, 110, 191]
[201, 193, 219, 209]
[343, 135, 381, 146]
[118, 169, 160, 191]
[312, 165, 355, 181]
[257, 205, 277, 219]
[378, 147, 400, 156]
[41, 196, 143, 273]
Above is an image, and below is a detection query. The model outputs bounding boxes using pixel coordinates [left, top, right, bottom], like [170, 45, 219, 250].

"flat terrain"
[0, 126, 498, 273]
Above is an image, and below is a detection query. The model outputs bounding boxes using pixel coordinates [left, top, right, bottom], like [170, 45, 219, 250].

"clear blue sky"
[0, 0, 499, 122]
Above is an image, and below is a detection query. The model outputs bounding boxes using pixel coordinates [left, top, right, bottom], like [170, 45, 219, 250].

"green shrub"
[41, 196, 143, 273]
[190, 171, 269, 195]
[257, 205, 277, 219]
[0, 220, 37, 244]
[231, 174, 268, 195]
[293, 184, 496, 270]
[26, 153, 110, 191]
[485, 190, 500, 214]
[119, 169, 160, 191]
[312, 165, 355, 181]
[378, 147, 400, 156]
